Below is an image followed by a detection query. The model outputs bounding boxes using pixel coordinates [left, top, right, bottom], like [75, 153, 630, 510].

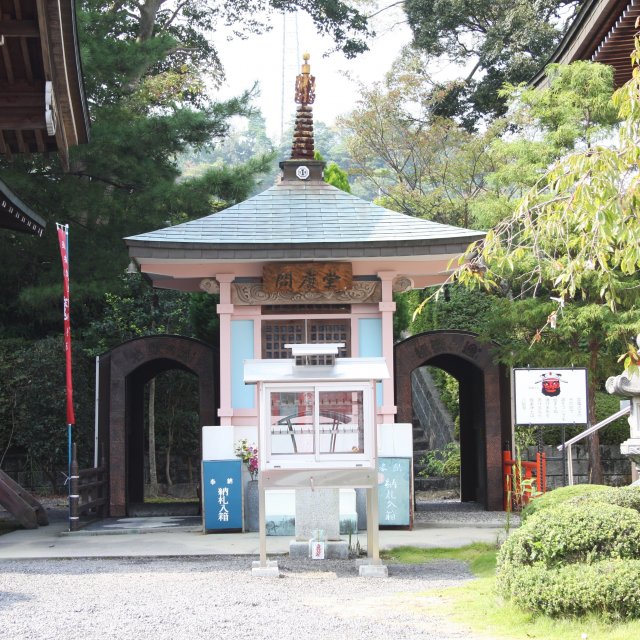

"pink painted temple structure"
[124, 55, 484, 440]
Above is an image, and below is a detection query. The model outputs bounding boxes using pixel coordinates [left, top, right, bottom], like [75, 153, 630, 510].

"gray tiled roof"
[127, 182, 482, 245]
[125, 181, 484, 254]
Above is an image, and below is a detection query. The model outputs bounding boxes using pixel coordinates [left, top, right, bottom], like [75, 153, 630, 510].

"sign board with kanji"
[202, 459, 243, 532]
[263, 262, 352, 294]
[513, 367, 588, 425]
[378, 457, 411, 527]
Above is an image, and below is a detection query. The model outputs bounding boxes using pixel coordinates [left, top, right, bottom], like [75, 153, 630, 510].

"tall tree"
[0, 1, 372, 340]
[446, 58, 640, 481]
[403, 0, 582, 126]
[339, 63, 505, 227]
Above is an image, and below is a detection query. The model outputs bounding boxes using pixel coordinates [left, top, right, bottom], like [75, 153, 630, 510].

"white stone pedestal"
[251, 560, 279, 578]
[294, 488, 341, 539]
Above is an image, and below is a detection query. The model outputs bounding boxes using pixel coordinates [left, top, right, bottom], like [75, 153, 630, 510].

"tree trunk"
[148, 378, 158, 497]
[587, 339, 604, 484]
[165, 429, 173, 486]
[138, 0, 165, 42]
[187, 456, 193, 485]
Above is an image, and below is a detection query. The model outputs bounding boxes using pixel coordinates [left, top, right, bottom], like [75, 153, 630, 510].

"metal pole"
[69, 442, 80, 531]
[567, 443, 574, 486]
[561, 424, 566, 486]
[94, 355, 100, 467]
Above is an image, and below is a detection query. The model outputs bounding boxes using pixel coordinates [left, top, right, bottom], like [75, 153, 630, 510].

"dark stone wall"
[395, 331, 510, 511]
[98, 335, 217, 517]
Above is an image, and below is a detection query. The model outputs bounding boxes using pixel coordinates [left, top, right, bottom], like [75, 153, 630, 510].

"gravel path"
[0, 556, 483, 640]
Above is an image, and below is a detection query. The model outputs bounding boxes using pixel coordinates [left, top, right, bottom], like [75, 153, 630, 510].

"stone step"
[414, 476, 460, 491]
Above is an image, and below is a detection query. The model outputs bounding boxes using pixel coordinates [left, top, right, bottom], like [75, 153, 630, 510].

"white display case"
[244, 355, 389, 489]
[264, 383, 372, 468]
[244, 348, 390, 573]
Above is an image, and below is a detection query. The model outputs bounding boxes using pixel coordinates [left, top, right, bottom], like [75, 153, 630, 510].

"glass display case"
[264, 383, 373, 470]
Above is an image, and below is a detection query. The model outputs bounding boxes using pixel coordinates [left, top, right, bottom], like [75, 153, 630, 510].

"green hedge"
[520, 484, 611, 522]
[498, 503, 640, 570]
[497, 559, 640, 620]
[522, 485, 640, 522]
[571, 485, 640, 514]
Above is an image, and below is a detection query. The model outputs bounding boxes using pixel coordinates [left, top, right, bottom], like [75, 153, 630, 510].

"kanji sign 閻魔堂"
[263, 262, 352, 294]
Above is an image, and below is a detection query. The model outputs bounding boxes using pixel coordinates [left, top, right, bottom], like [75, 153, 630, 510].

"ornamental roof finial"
[291, 53, 315, 160]
[295, 52, 315, 105]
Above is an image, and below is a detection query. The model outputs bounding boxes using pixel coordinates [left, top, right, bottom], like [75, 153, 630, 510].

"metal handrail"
[557, 406, 630, 451]
[556, 405, 630, 485]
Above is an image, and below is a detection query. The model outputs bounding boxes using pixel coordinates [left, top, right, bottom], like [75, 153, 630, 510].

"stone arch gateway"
[395, 330, 511, 510]
[97, 335, 217, 517]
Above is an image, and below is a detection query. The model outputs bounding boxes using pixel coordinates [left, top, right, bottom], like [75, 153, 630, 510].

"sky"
[215, 4, 413, 141]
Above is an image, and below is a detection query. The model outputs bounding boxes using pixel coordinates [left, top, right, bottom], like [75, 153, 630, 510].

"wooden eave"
[532, 0, 639, 87]
[0, 0, 90, 168]
[0, 175, 45, 236]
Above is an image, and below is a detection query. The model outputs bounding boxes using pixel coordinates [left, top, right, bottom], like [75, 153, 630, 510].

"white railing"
[557, 406, 631, 485]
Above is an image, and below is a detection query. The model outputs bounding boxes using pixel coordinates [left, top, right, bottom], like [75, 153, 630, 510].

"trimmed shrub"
[498, 503, 640, 570]
[498, 559, 640, 620]
[520, 484, 611, 522]
[556, 485, 640, 515]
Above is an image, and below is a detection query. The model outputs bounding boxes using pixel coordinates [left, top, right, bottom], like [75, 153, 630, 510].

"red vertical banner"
[56, 223, 75, 426]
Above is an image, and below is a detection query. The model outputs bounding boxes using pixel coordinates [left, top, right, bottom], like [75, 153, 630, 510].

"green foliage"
[499, 503, 640, 569]
[314, 150, 352, 193]
[503, 61, 620, 151]
[0, 337, 94, 490]
[408, 285, 498, 336]
[418, 442, 460, 478]
[392, 292, 411, 341]
[1, 0, 371, 339]
[342, 69, 503, 226]
[455, 57, 640, 310]
[324, 162, 351, 192]
[596, 391, 633, 445]
[403, 0, 580, 125]
[498, 559, 640, 620]
[427, 367, 459, 426]
[82, 273, 194, 355]
[520, 483, 615, 522]
[188, 293, 220, 345]
[151, 369, 200, 484]
[523, 485, 640, 524]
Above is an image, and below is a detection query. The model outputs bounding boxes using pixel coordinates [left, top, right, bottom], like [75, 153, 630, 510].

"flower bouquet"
[235, 438, 259, 480]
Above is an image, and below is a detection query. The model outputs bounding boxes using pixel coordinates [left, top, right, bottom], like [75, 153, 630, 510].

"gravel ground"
[0, 556, 483, 640]
[414, 499, 520, 527]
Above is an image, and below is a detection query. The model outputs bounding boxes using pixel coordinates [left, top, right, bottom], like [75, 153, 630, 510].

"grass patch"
[385, 544, 640, 640]
[381, 542, 497, 577]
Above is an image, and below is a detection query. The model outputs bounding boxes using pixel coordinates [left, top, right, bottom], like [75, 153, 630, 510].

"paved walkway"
[0, 505, 510, 560]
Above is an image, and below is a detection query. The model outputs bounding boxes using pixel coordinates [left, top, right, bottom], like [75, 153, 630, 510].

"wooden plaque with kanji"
[263, 262, 352, 294]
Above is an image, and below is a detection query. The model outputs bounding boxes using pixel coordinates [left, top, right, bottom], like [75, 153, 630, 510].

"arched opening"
[125, 362, 201, 513]
[395, 331, 510, 510]
[97, 336, 217, 517]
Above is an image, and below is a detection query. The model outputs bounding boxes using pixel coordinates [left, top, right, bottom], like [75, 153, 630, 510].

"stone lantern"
[606, 335, 640, 485]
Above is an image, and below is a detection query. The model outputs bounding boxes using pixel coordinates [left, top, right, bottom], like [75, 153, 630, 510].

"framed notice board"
[202, 460, 243, 532]
[378, 457, 412, 528]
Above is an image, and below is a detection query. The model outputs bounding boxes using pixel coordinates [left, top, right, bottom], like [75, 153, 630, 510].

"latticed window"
[262, 318, 350, 363]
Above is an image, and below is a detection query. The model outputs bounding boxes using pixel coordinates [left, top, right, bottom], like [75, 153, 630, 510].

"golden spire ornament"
[291, 53, 315, 160]
[294, 52, 316, 105]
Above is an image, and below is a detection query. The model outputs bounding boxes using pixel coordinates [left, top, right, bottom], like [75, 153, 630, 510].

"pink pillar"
[216, 274, 234, 426]
[377, 271, 397, 423]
